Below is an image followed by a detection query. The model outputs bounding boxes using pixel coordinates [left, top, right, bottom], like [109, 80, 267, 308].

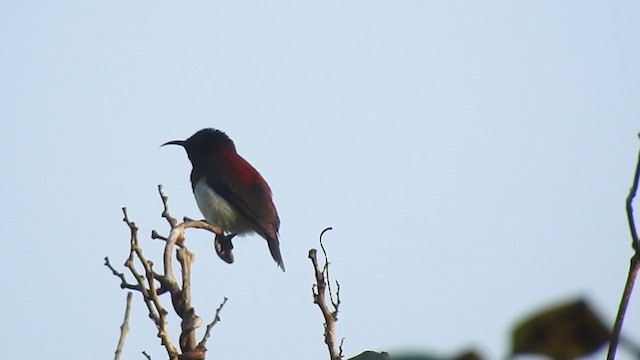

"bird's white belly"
[193, 178, 250, 234]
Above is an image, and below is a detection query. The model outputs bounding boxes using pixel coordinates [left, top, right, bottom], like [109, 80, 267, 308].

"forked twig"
[309, 227, 344, 360]
[197, 297, 229, 350]
[106, 185, 228, 360]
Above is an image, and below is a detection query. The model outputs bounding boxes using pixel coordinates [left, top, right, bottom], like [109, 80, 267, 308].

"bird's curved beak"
[161, 140, 186, 148]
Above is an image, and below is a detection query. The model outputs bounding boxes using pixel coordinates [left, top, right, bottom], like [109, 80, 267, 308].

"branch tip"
[197, 297, 229, 350]
[607, 138, 640, 360]
[309, 227, 343, 360]
[114, 292, 133, 360]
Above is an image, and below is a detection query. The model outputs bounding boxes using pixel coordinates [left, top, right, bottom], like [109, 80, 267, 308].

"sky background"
[1, 1, 639, 359]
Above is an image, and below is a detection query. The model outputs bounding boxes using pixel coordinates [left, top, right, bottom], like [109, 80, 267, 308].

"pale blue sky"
[1, 1, 639, 359]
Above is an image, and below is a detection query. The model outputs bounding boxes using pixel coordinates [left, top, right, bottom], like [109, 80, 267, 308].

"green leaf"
[510, 298, 610, 360]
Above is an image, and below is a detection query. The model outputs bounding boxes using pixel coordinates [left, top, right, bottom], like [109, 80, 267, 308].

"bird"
[162, 128, 284, 271]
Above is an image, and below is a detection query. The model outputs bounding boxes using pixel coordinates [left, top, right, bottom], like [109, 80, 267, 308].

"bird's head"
[162, 128, 236, 164]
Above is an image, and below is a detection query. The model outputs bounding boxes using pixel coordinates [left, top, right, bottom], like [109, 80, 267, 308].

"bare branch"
[158, 184, 178, 228]
[320, 227, 338, 308]
[114, 292, 133, 360]
[151, 230, 168, 242]
[177, 248, 199, 352]
[197, 297, 229, 350]
[333, 280, 342, 316]
[626, 134, 640, 251]
[105, 257, 141, 291]
[121, 207, 178, 358]
[608, 133, 640, 360]
[161, 220, 223, 289]
[106, 187, 229, 360]
[142, 350, 152, 360]
[309, 227, 343, 360]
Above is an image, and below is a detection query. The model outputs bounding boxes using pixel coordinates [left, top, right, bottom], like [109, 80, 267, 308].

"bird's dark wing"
[206, 154, 284, 270]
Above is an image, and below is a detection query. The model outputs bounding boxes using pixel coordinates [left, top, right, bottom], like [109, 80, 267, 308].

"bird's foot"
[183, 216, 209, 223]
[214, 233, 235, 264]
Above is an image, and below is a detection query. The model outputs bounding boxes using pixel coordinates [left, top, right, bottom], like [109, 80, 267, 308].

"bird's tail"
[268, 237, 285, 272]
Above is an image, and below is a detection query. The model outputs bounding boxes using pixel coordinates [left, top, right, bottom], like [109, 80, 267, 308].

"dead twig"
[320, 230, 341, 311]
[114, 292, 133, 360]
[106, 185, 228, 360]
[197, 297, 229, 350]
[607, 134, 640, 360]
[121, 207, 178, 358]
[309, 227, 343, 360]
[105, 257, 141, 291]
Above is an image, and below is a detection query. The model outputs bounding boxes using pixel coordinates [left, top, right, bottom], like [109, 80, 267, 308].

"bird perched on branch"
[162, 128, 284, 271]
